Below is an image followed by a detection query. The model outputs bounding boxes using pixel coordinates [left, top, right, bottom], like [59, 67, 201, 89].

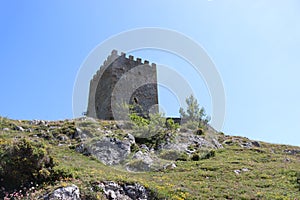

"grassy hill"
[0, 116, 299, 199]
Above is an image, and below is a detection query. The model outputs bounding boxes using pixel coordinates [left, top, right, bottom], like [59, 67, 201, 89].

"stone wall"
[87, 50, 158, 120]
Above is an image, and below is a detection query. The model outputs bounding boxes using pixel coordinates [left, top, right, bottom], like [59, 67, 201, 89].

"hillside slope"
[0, 117, 299, 199]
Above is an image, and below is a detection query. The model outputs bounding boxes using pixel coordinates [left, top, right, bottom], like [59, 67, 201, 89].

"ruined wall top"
[91, 50, 157, 83]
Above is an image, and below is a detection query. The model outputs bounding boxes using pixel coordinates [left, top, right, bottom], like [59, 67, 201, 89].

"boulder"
[251, 141, 261, 147]
[163, 163, 177, 170]
[159, 132, 217, 152]
[15, 126, 25, 132]
[126, 151, 154, 172]
[86, 137, 131, 165]
[43, 184, 80, 200]
[95, 181, 150, 200]
[284, 149, 300, 155]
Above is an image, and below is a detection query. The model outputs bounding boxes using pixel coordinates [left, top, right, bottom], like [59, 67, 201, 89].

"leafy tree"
[179, 94, 210, 129]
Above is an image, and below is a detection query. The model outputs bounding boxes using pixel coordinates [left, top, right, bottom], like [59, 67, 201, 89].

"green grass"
[0, 117, 299, 199]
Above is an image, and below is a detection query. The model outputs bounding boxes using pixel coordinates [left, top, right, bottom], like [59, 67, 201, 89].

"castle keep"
[87, 50, 159, 120]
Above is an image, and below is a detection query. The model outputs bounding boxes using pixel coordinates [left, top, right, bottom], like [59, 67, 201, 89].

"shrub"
[130, 113, 166, 138]
[166, 118, 180, 132]
[191, 150, 216, 161]
[191, 153, 201, 161]
[195, 128, 204, 135]
[175, 152, 189, 161]
[201, 150, 216, 160]
[0, 138, 70, 197]
[130, 143, 140, 153]
[296, 171, 300, 191]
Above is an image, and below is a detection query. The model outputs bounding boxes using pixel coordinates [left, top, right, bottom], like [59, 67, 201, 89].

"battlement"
[91, 50, 157, 83]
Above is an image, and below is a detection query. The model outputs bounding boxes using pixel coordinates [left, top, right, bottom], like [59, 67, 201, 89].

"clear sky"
[0, 1, 299, 146]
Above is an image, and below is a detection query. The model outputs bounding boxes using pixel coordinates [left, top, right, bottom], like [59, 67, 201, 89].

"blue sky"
[0, 1, 299, 146]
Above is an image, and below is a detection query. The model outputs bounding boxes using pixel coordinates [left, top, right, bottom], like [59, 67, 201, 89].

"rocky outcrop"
[158, 131, 221, 152]
[43, 185, 81, 200]
[74, 117, 222, 172]
[93, 181, 152, 200]
[86, 137, 132, 165]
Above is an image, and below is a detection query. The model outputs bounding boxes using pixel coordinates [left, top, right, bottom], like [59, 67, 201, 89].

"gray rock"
[15, 126, 25, 132]
[44, 184, 80, 200]
[86, 137, 131, 165]
[163, 163, 177, 170]
[140, 144, 149, 152]
[107, 190, 117, 199]
[241, 142, 252, 148]
[284, 149, 300, 155]
[159, 132, 216, 152]
[96, 181, 150, 200]
[132, 151, 153, 164]
[124, 133, 135, 144]
[75, 143, 90, 156]
[3, 128, 10, 131]
[57, 135, 68, 141]
[251, 141, 261, 147]
[241, 168, 250, 172]
[234, 168, 249, 175]
[212, 138, 223, 148]
[30, 120, 48, 126]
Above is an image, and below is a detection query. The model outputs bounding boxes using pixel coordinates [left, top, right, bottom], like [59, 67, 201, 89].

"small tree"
[179, 94, 210, 129]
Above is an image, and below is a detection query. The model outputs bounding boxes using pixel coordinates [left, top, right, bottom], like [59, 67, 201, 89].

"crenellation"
[151, 63, 156, 68]
[107, 55, 112, 63]
[136, 58, 142, 64]
[129, 55, 134, 60]
[144, 60, 149, 65]
[104, 59, 108, 66]
[111, 49, 118, 55]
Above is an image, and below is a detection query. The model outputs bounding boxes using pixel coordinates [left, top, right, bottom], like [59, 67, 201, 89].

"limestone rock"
[251, 141, 261, 147]
[284, 149, 300, 155]
[15, 126, 25, 132]
[159, 132, 218, 152]
[95, 181, 150, 200]
[43, 184, 80, 200]
[163, 163, 177, 170]
[86, 137, 131, 165]
[126, 151, 154, 172]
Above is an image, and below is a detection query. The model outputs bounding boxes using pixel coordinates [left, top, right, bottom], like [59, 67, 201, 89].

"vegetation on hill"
[0, 96, 299, 199]
[0, 115, 299, 199]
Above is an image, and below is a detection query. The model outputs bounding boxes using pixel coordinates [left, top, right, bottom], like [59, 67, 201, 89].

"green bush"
[130, 113, 166, 138]
[191, 153, 201, 161]
[191, 150, 216, 161]
[130, 143, 140, 153]
[201, 150, 216, 160]
[0, 138, 69, 195]
[175, 152, 189, 161]
[166, 118, 180, 131]
[296, 171, 300, 191]
[195, 128, 204, 135]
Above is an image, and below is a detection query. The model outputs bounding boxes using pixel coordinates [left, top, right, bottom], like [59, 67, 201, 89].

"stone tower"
[87, 50, 159, 120]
